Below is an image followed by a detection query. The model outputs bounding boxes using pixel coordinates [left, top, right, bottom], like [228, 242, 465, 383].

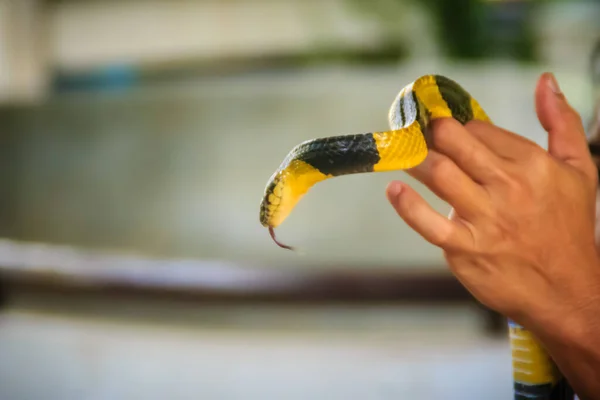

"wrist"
[533, 301, 600, 400]
[539, 300, 600, 357]
[517, 257, 600, 399]
[529, 278, 600, 351]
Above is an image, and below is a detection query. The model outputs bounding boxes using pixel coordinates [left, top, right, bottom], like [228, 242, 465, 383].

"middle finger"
[426, 118, 508, 184]
[408, 150, 492, 221]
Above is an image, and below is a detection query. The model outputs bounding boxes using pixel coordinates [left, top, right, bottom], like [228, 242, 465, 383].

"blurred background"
[0, 0, 598, 399]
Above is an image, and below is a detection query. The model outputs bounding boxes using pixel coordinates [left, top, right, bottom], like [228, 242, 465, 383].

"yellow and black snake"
[259, 74, 574, 399]
[259, 74, 489, 248]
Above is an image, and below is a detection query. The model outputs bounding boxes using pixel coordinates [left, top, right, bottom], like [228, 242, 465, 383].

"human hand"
[385, 73, 600, 337]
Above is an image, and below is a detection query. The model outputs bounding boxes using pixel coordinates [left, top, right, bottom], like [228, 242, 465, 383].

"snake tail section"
[259, 74, 491, 247]
[508, 320, 573, 399]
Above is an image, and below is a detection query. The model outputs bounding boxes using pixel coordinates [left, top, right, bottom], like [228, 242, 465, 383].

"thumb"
[535, 72, 591, 173]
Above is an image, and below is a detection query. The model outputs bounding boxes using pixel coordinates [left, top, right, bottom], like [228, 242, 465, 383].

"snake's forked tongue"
[268, 226, 294, 251]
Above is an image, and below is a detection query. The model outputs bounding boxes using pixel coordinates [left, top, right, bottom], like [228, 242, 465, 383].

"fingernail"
[387, 181, 403, 200]
[547, 72, 563, 96]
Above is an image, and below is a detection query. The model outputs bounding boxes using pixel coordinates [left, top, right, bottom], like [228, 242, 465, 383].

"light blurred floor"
[0, 301, 513, 400]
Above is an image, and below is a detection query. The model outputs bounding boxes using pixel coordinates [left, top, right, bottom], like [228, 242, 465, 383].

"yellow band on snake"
[259, 74, 490, 249]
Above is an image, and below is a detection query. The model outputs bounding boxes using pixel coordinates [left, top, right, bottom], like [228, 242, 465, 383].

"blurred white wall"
[3, 61, 592, 267]
[0, 0, 48, 104]
[0, 304, 513, 400]
[0, 0, 597, 268]
[0, 0, 598, 101]
[49, 0, 388, 72]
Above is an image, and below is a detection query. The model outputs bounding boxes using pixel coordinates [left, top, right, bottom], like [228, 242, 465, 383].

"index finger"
[421, 118, 508, 184]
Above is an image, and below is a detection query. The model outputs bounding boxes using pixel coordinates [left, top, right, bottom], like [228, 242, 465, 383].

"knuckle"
[433, 230, 451, 248]
[492, 218, 519, 243]
[429, 156, 453, 184]
[527, 150, 553, 180]
[465, 145, 487, 167]
[500, 171, 529, 201]
[430, 118, 455, 148]
[518, 137, 540, 152]
[496, 169, 517, 187]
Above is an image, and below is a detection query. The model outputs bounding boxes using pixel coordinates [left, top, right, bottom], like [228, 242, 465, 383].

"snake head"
[260, 155, 331, 250]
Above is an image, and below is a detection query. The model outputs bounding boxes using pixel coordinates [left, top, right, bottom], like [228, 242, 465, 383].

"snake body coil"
[259, 74, 489, 246]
